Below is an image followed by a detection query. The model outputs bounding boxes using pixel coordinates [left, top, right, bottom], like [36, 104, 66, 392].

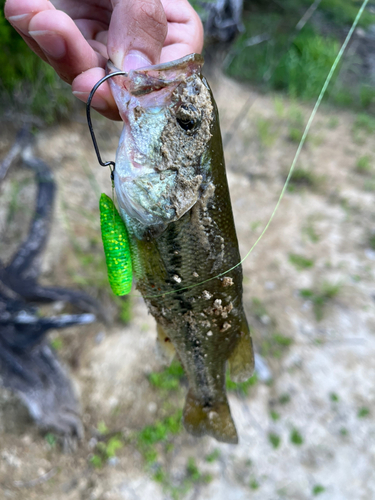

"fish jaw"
[107, 55, 213, 234]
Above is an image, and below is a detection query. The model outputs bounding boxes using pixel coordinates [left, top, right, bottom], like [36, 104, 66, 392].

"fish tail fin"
[155, 323, 176, 364]
[229, 320, 255, 383]
[183, 390, 238, 444]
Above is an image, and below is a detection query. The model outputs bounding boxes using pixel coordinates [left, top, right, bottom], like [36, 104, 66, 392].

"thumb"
[108, 0, 167, 71]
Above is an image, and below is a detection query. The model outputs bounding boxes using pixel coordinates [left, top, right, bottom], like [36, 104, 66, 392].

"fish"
[107, 53, 254, 444]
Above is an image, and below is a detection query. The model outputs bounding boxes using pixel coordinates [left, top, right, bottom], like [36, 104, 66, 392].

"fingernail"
[7, 14, 31, 35]
[29, 30, 66, 59]
[122, 51, 151, 72]
[73, 91, 108, 111]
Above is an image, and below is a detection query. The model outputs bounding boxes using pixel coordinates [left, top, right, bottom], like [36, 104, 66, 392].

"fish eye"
[176, 104, 201, 132]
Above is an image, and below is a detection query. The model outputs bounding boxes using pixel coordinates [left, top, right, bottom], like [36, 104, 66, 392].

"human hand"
[4, 0, 204, 120]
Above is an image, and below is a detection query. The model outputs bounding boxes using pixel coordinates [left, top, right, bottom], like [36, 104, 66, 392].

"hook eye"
[86, 70, 127, 170]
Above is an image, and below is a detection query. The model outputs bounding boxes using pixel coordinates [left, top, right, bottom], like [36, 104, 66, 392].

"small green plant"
[90, 436, 123, 468]
[270, 410, 280, 421]
[50, 337, 63, 351]
[303, 223, 320, 243]
[300, 282, 341, 321]
[355, 155, 371, 174]
[330, 392, 339, 402]
[279, 393, 291, 405]
[252, 297, 268, 320]
[137, 410, 183, 466]
[118, 297, 132, 324]
[260, 333, 293, 359]
[205, 449, 220, 463]
[312, 484, 326, 496]
[45, 432, 57, 448]
[249, 478, 260, 490]
[290, 428, 303, 446]
[148, 361, 185, 392]
[353, 113, 375, 134]
[268, 432, 281, 449]
[186, 457, 212, 484]
[357, 407, 370, 418]
[289, 253, 314, 270]
[226, 371, 258, 395]
[287, 168, 321, 191]
[256, 117, 278, 147]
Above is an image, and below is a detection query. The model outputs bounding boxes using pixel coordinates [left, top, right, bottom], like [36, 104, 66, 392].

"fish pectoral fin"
[155, 323, 176, 364]
[228, 321, 255, 383]
[183, 390, 238, 444]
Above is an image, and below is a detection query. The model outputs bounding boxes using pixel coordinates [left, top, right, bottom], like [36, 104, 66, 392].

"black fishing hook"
[86, 70, 127, 176]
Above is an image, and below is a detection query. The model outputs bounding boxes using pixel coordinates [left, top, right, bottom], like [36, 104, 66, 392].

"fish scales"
[108, 54, 254, 444]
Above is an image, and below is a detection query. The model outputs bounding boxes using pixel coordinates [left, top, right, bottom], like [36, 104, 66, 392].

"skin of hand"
[4, 0, 204, 120]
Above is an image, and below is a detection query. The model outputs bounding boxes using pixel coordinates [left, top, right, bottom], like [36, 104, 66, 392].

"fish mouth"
[106, 53, 204, 97]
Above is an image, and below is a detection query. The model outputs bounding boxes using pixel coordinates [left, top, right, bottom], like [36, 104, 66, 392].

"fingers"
[5, 0, 55, 61]
[29, 10, 107, 84]
[5, 1, 107, 84]
[72, 67, 120, 121]
[108, 0, 168, 70]
[162, 0, 204, 57]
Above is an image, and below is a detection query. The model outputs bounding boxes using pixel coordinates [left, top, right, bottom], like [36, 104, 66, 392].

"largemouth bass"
[108, 53, 254, 444]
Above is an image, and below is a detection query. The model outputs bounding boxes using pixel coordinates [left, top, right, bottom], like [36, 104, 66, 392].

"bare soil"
[1, 71, 375, 500]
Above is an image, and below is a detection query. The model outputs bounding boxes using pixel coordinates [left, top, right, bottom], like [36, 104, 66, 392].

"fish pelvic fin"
[183, 390, 238, 444]
[155, 323, 176, 364]
[229, 321, 255, 383]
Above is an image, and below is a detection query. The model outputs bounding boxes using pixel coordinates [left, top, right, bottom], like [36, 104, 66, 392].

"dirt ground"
[0, 69, 375, 500]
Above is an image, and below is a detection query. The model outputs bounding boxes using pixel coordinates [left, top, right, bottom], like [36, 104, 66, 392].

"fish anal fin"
[155, 323, 176, 364]
[229, 322, 255, 383]
[183, 390, 238, 444]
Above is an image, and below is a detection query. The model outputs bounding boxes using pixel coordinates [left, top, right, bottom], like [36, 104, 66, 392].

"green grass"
[303, 222, 320, 243]
[287, 168, 322, 192]
[148, 361, 185, 392]
[355, 155, 372, 174]
[279, 393, 291, 405]
[90, 435, 123, 468]
[312, 484, 326, 496]
[205, 449, 221, 463]
[330, 392, 339, 402]
[249, 478, 260, 490]
[252, 297, 269, 320]
[225, 0, 375, 109]
[50, 337, 63, 351]
[256, 117, 278, 147]
[260, 333, 293, 359]
[290, 427, 304, 445]
[289, 253, 314, 270]
[226, 371, 258, 395]
[270, 410, 280, 421]
[268, 432, 281, 449]
[300, 282, 341, 321]
[357, 407, 370, 418]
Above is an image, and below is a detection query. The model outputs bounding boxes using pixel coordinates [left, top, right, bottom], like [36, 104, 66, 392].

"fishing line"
[141, 0, 369, 300]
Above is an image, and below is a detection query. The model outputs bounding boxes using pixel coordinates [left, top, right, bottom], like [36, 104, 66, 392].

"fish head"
[107, 54, 214, 231]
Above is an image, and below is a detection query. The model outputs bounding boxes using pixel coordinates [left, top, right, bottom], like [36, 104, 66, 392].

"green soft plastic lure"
[99, 193, 132, 295]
